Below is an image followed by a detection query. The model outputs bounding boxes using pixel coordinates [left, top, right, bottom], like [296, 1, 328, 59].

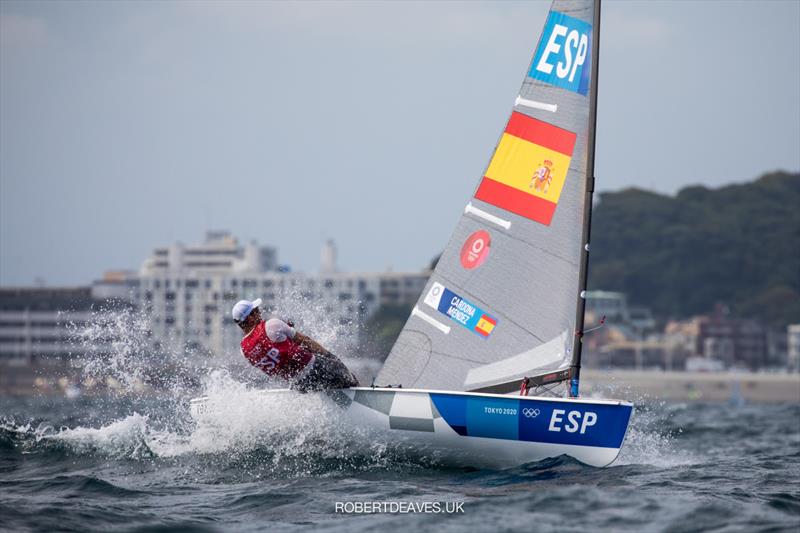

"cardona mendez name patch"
[423, 282, 497, 338]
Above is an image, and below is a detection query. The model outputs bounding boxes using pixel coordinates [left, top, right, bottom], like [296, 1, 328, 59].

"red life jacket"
[240, 321, 313, 379]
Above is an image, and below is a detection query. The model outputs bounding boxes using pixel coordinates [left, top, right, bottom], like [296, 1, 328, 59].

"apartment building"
[134, 232, 428, 358]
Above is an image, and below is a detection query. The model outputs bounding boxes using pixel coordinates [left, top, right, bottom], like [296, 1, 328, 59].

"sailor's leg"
[293, 353, 358, 391]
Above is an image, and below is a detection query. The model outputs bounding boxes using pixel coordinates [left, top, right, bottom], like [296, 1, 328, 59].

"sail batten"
[377, 0, 599, 393]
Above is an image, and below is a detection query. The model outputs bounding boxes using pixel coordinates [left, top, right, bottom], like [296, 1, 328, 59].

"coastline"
[582, 369, 800, 404]
[3, 364, 799, 404]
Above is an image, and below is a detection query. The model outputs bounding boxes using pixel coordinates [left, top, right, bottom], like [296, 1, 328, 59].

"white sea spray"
[24, 296, 393, 471]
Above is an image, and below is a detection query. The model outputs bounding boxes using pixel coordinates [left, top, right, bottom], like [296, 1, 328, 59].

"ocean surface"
[1, 375, 798, 533]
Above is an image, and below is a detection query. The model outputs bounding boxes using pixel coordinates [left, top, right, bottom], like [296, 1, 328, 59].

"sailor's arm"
[264, 318, 333, 356]
[294, 332, 332, 356]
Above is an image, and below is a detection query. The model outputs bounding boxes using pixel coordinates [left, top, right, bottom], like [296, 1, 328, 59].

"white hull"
[190, 387, 633, 469]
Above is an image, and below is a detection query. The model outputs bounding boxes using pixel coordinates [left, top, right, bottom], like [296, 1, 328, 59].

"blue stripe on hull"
[431, 393, 632, 449]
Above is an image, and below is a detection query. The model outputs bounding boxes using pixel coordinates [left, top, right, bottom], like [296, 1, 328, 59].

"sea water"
[1, 379, 798, 533]
[1, 307, 797, 532]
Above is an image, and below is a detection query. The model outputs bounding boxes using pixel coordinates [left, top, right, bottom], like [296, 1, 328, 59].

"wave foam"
[615, 401, 698, 468]
[2, 372, 419, 475]
[4, 371, 686, 473]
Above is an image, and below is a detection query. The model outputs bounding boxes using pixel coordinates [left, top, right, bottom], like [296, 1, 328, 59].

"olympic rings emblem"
[522, 408, 540, 418]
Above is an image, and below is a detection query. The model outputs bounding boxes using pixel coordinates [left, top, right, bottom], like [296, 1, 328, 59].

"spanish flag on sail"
[475, 112, 577, 226]
[474, 314, 497, 337]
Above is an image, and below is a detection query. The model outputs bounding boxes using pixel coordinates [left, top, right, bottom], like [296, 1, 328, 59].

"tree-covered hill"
[588, 171, 800, 329]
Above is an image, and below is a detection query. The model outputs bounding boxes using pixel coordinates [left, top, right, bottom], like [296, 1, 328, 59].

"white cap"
[231, 298, 262, 322]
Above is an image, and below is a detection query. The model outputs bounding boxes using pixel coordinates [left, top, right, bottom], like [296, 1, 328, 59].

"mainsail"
[377, 0, 600, 393]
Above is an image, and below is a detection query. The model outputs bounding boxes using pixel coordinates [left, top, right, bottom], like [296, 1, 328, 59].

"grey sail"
[377, 0, 599, 392]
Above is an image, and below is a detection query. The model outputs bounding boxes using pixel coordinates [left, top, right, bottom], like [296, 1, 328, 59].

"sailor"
[231, 298, 359, 392]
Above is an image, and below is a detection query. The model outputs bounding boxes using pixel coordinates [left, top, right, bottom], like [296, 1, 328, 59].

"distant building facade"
[584, 290, 655, 334]
[137, 269, 428, 358]
[585, 291, 629, 323]
[0, 233, 430, 392]
[126, 231, 428, 358]
[582, 290, 663, 370]
[140, 230, 278, 277]
[0, 287, 129, 394]
[788, 324, 800, 372]
[664, 308, 769, 370]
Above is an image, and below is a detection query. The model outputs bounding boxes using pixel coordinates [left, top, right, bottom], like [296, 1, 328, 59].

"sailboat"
[191, 0, 632, 468]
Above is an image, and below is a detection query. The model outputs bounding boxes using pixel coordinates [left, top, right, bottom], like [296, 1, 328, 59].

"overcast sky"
[1, 0, 798, 286]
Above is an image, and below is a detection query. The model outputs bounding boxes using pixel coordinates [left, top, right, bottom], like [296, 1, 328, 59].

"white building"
[0, 287, 124, 394]
[585, 290, 655, 334]
[135, 232, 429, 358]
[1, 232, 430, 382]
[320, 239, 337, 274]
[585, 291, 630, 322]
[140, 230, 278, 277]
[0, 288, 116, 366]
[137, 270, 428, 358]
[788, 324, 800, 372]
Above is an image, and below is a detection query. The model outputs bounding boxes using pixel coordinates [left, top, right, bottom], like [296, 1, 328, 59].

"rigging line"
[435, 272, 546, 344]
[543, 378, 566, 393]
[385, 330, 433, 384]
[425, 346, 569, 369]
[533, 381, 564, 398]
[461, 210, 579, 268]
[502, 232, 580, 268]
[427, 348, 498, 366]
[462, 202, 579, 267]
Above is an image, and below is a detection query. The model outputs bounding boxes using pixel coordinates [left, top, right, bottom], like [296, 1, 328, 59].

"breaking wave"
[1, 373, 680, 478]
[3, 306, 684, 477]
[2, 371, 452, 477]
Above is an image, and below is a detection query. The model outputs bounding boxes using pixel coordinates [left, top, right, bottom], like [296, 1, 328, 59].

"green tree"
[588, 171, 800, 329]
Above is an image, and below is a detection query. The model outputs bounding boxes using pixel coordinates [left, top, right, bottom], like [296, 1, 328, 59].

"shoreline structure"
[3, 366, 799, 403]
[582, 369, 800, 403]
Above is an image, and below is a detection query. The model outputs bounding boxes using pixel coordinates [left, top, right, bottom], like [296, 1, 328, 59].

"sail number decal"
[430, 394, 632, 448]
[530, 11, 592, 95]
[424, 282, 497, 338]
[548, 409, 597, 434]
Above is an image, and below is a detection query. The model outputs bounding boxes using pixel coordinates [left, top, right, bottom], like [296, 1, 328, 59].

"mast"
[569, 0, 602, 398]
